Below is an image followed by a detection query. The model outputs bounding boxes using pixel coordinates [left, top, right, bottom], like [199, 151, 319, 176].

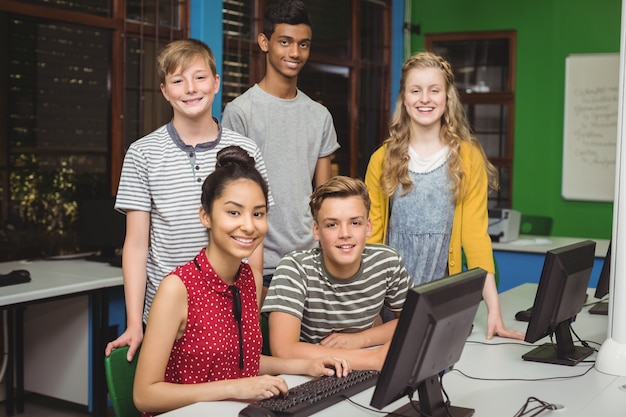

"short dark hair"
[263, 0, 312, 40]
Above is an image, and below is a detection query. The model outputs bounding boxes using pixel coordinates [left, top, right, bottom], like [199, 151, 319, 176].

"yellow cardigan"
[364, 141, 495, 275]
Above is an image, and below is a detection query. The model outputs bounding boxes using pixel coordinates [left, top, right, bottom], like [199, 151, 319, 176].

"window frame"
[0, 0, 188, 260]
[425, 30, 517, 207]
[221, 0, 392, 178]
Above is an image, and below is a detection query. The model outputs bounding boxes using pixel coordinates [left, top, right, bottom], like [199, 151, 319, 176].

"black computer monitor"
[589, 241, 611, 315]
[523, 240, 596, 366]
[78, 196, 125, 260]
[370, 268, 487, 417]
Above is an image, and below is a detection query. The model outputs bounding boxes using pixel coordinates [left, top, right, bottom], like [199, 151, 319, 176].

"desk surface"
[0, 258, 123, 306]
[160, 283, 625, 417]
[492, 235, 610, 257]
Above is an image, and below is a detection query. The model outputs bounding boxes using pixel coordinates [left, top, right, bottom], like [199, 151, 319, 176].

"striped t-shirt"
[115, 121, 271, 323]
[261, 244, 410, 345]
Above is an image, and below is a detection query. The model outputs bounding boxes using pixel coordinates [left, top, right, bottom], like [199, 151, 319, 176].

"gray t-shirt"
[222, 85, 340, 276]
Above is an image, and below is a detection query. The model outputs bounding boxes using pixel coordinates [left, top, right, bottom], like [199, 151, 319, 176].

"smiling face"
[160, 56, 220, 121]
[201, 178, 268, 271]
[312, 195, 372, 279]
[258, 22, 312, 81]
[402, 66, 448, 131]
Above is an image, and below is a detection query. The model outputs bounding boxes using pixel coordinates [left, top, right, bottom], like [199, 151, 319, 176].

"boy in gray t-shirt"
[222, 0, 340, 302]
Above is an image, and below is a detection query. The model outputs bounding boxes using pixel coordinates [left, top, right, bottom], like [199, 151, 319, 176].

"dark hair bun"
[215, 145, 255, 170]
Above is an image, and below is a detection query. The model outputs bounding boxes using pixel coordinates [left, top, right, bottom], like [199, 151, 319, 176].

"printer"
[488, 209, 521, 243]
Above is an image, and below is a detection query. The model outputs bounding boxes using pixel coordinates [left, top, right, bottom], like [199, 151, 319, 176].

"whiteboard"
[562, 53, 619, 202]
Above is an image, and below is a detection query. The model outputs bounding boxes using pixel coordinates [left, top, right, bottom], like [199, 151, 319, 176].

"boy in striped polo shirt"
[262, 176, 410, 371]
[105, 39, 271, 362]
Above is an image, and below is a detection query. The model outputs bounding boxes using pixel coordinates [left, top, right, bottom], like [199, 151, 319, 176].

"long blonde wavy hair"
[380, 51, 498, 202]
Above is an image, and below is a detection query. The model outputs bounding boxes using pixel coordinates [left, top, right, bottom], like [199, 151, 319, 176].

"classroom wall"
[409, 0, 621, 240]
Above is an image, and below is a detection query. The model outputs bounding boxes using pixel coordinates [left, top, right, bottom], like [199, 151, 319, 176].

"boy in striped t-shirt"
[262, 176, 410, 371]
[105, 39, 271, 362]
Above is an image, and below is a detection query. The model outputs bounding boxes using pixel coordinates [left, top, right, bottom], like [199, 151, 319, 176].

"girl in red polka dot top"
[132, 146, 350, 416]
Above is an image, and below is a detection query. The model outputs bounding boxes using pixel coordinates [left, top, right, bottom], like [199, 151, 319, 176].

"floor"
[0, 394, 116, 417]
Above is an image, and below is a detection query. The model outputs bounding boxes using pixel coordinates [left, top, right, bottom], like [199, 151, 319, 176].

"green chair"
[104, 346, 141, 417]
[261, 312, 271, 356]
[519, 215, 553, 236]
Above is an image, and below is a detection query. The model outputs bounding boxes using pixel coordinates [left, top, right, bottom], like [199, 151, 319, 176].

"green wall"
[409, 0, 621, 239]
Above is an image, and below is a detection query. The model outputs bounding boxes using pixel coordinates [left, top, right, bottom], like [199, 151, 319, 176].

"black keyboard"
[0, 269, 31, 287]
[249, 370, 379, 417]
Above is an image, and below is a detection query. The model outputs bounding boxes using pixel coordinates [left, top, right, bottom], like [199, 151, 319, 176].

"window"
[221, 0, 392, 177]
[426, 31, 516, 208]
[0, 0, 188, 261]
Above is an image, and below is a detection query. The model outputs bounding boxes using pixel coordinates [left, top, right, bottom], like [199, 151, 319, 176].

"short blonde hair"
[156, 39, 217, 84]
[309, 176, 371, 221]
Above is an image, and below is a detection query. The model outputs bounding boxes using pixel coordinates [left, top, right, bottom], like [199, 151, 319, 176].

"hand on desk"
[486, 311, 525, 341]
[482, 272, 526, 341]
[104, 325, 144, 361]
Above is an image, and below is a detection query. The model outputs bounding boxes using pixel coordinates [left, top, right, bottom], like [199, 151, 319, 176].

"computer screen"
[523, 240, 596, 366]
[589, 241, 611, 315]
[370, 268, 487, 417]
[78, 196, 125, 259]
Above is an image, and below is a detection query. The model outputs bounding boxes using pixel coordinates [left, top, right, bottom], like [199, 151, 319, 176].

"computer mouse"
[515, 307, 533, 322]
[238, 404, 277, 417]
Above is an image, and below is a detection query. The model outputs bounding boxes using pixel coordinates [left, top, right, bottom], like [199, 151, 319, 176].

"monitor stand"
[589, 301, 608, 315]
[389, 401, 474, 417]
[522, 321, 593, 366]
[386, 376, 474, 417]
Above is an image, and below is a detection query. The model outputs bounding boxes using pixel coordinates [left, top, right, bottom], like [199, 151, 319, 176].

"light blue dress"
[387, 162, 455, 287]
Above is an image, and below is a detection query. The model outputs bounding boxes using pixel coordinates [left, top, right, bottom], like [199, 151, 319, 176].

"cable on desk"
[583, 295, 608, 308]
[451, 361, 595, 382]
[569, 323, 598, 352]
[341, 394, 416, 417]
[341, 374, 464, 417]
[466, 337, 602, 367]
[466, 340, 531, 347]
[513, 396, 561, 417]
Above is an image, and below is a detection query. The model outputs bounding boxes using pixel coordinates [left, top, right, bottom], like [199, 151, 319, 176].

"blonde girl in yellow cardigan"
[365, 51, 523, 341]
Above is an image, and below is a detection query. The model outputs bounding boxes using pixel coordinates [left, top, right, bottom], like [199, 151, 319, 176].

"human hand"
[320, 332, 364, 349]
[306, 357, 351, 378]
[104, 326, 144, 361]
[486, 314, 525, 341]
[235, 375, 289, 400]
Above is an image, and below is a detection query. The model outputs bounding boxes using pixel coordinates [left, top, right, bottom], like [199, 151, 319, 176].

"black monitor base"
[388, 400, 474, 417]
[522, 343, 593, 366]
[589, 301, 608, 315]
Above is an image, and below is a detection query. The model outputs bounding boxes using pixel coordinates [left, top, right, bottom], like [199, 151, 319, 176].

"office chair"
[104, 345, 141, 417]
[519, 215, 553, 236]
[261, 313, 271, 356]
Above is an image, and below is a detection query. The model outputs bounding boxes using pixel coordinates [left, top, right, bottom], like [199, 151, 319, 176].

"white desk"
[160, 283, 623, 417]
[492, 235, 610, 257]
[492, 236, 611, 292]
[0, 258, 123, 417]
